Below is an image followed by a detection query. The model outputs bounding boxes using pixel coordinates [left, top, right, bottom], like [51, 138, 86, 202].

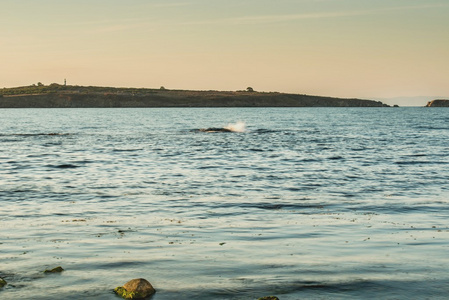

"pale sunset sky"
[1, 0, 448, 105]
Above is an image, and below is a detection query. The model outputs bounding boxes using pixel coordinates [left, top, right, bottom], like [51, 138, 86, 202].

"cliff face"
[0, 89, 389, 108]
[425, 99, 449, 107]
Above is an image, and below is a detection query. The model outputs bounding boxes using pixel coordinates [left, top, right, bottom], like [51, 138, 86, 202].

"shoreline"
[0, 85, 389, 108]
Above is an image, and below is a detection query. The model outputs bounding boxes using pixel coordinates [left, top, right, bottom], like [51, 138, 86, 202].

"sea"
[1, 107, 448, 299]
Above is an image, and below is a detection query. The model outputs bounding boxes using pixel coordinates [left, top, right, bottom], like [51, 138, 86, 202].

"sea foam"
[224, 121, 246, 132]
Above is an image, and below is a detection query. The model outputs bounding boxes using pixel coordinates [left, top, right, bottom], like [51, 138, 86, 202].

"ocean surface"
[1, 107, 448, 299]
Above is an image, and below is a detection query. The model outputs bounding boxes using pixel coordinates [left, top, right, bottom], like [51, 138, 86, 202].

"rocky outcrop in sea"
[426, 99, 449, 107]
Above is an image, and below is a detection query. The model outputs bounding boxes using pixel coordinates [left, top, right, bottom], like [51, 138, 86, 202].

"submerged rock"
[258, 297, 279, 300]
[44, 266, 64, 273]
[114, 278, 156, 299]
[0, 278, 6, 288]
[199, 127, 233, 133]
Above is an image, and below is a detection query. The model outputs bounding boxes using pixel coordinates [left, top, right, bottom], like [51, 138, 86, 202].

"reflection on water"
[1, 107, 449, 299]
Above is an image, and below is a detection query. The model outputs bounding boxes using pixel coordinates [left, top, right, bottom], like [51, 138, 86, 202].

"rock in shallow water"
[0, 277, 7, 288]
[258, 296, 279, 300]
[114, 278, 156, 299]
[199, 127, 233, 133]
[44, 266, 64, 273]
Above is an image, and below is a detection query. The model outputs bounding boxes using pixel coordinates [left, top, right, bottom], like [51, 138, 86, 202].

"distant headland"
[425, 99, 449, 107]
[0, 83, 391, 108]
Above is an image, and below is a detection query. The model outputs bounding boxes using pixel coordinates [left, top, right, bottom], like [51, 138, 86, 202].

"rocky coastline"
[0, 84, 389, 108]
[425, 99, 449, 107]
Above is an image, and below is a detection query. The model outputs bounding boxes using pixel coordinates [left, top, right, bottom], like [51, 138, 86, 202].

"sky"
[1, 0, 448, 105]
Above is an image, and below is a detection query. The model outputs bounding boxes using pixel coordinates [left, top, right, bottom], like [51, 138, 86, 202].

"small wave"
[224, 202, 326, 211]
[395, 161, 446, 165]
[48, 164, 80, 169]
[252, 129, 279, 134]
[406, 154, 427, 157]
[0, 133, 72, 137]
[414, 126, 449, 130]
[26, 153, 55, 158]
[328, 156, 344, 160]
[112, 148, 143, 152]
[249, 148, 264, 152]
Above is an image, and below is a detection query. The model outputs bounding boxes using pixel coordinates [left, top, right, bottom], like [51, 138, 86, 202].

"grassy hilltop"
[0, 83, 390, 108]
[1, 83, 157, 97]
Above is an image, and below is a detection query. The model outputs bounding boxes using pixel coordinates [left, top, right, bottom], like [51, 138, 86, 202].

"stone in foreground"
[114, 278, 156, 299]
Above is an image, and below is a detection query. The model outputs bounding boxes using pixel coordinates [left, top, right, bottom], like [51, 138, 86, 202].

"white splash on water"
[224, 121, 246, 132]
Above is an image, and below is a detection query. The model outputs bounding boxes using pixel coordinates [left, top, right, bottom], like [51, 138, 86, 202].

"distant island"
[0, 83, 390, 108]
[425, 99, 449, 107]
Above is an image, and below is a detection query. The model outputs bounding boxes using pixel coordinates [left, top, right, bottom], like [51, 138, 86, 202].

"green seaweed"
[114, 286, 148, 299]
[44, 266, 64, 274]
